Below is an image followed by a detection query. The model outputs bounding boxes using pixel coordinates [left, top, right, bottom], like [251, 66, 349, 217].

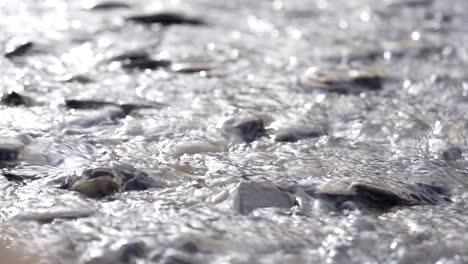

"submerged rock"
[1, 92, 32, 106]
[122, 58, 172, 71]
[299, 67, 383, 94]
[0, 142, 23, 165]
[174, 140, 224, 155]
[234, 181, 295, 215]
[272, 125, 327, 142]
[66, 164, 163, 198]
[87, 1, 131, 10]
[315, 180, 451, 211]
[170, 62, 214, 73]
[126, 12, 204, 26]
[4, 41, 33, 59]
[223, 116, 267, 143]
[442, 147, 462, 161]
[65, 99, 161, 116]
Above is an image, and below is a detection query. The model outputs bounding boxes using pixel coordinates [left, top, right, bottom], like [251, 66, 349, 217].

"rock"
[1, 92, 32, 106]
[87, 1, 131, 10]
[108, 51, 150, 62]
[65, 99, 162, 116]
[299, 67, 383, 94]
[65, 99, 116, 109]
[66, 164, 163, 198]
[387, 0, 433, 8]
[315, 180, 451, 211]
[233, 181, 295, 215]
[4, 41, 33, 59]
[122, 58, 172, 71]
[273, 126, 327, 142]
[174, 140, 224, 155]
[86, 241, 147, 264]
[126, 12, 204, 26]
[223, 116, 266, 143]
[442, 147, 462, 161]
[59, 74, 94, 84]
[170, 62, 213, 73]
[0, 142, 23, 164]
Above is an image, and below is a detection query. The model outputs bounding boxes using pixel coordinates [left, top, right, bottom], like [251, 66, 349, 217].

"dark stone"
[109, 51, 150, 62]
[4, 41, 33, 58]
[1, 92, 31, 106]
[126, 12, 204, 26]
[315, 180, 451, 211]
[224, 116, 266, 143]
[234, 181, 294, 215]
[65, 99, 116, 109]
[122, 59, 172, 71]
[274, 126, 326, 142]
[68, 164, 163, 198]
[118, 242, 147, 263]
[88, 1, 131, 10]
[179, 242, 199, 254]
[442, 147, 462, 161]
[0, 146, 21, 163]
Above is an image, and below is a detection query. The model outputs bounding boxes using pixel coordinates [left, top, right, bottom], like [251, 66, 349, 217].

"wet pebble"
[65, 99, 162, 116]
[170, 62, 213, 74]
[87, 1, 131, 10]
[122, 58, 172, 71]
[299, 67, 383, 94]
[0, 141, 23, 164]
[126, 12, 204, 26]
[4, 41, 33, 59]
[234, 181, 295, 215]
[315, 180, 451, 211]
[223, 115, 266, 143]
[66, 164, 163, 198]
[1, 92, 32, 106]
[174, 140, 224, 155]
[272, 125, 327, 142]
[442, 147, 462, 161]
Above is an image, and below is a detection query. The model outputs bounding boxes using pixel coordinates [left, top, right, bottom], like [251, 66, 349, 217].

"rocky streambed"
[1, 0, 468, 263]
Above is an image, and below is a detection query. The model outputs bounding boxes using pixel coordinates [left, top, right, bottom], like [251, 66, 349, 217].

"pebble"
[66, 164, 163, 198]
[65, 99, 162, 116]
[4, 41, 33, 59]
[170, 62, 213, 73]
[174, 140, 224, 155]
[1, 92, 32, 106]
[223, 116, 266, 143]
[315, 180, 451, 211]
[442, 147, 462, 161]
[299, 67, 383, 94]
[272, 126, 327, 142]
[233, 181, 295, 215]
[122, 58, 172, 71]
[0, 142, 23, 164]
[126, 12, 204, 26]
[87, 1, 131, 10]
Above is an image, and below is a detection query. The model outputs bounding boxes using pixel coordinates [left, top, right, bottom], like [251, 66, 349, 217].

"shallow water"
[1, 0, 468, 263]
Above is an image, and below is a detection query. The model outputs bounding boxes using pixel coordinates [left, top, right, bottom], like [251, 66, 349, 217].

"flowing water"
[1, 0, 468, 263]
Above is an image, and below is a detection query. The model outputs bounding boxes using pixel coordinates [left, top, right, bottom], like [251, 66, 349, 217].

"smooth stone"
[87, 1, 131, 10]
[67, 164, 163, 198]
[122, 58, 172, 71]
[108, 51, 150, 62]
[170, 62, 213, 73]
[65, 99, 115, 109]
[442, 147, 462, 161]
[299, 67, 383, 94]
[223, 116, 266, 143]
[315, 180, 451, 211]
[4, 41, 33, 59]
[233, 181, 295, 215]
[273, 126, 327, 142]
[1, 92, 32, 106]
[126, 12, 204, 26]
[59, 74, 94, 83]
[174, 141, 224, 155]
[0, 142, 23, 163]
[71, 175, 122, 198]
